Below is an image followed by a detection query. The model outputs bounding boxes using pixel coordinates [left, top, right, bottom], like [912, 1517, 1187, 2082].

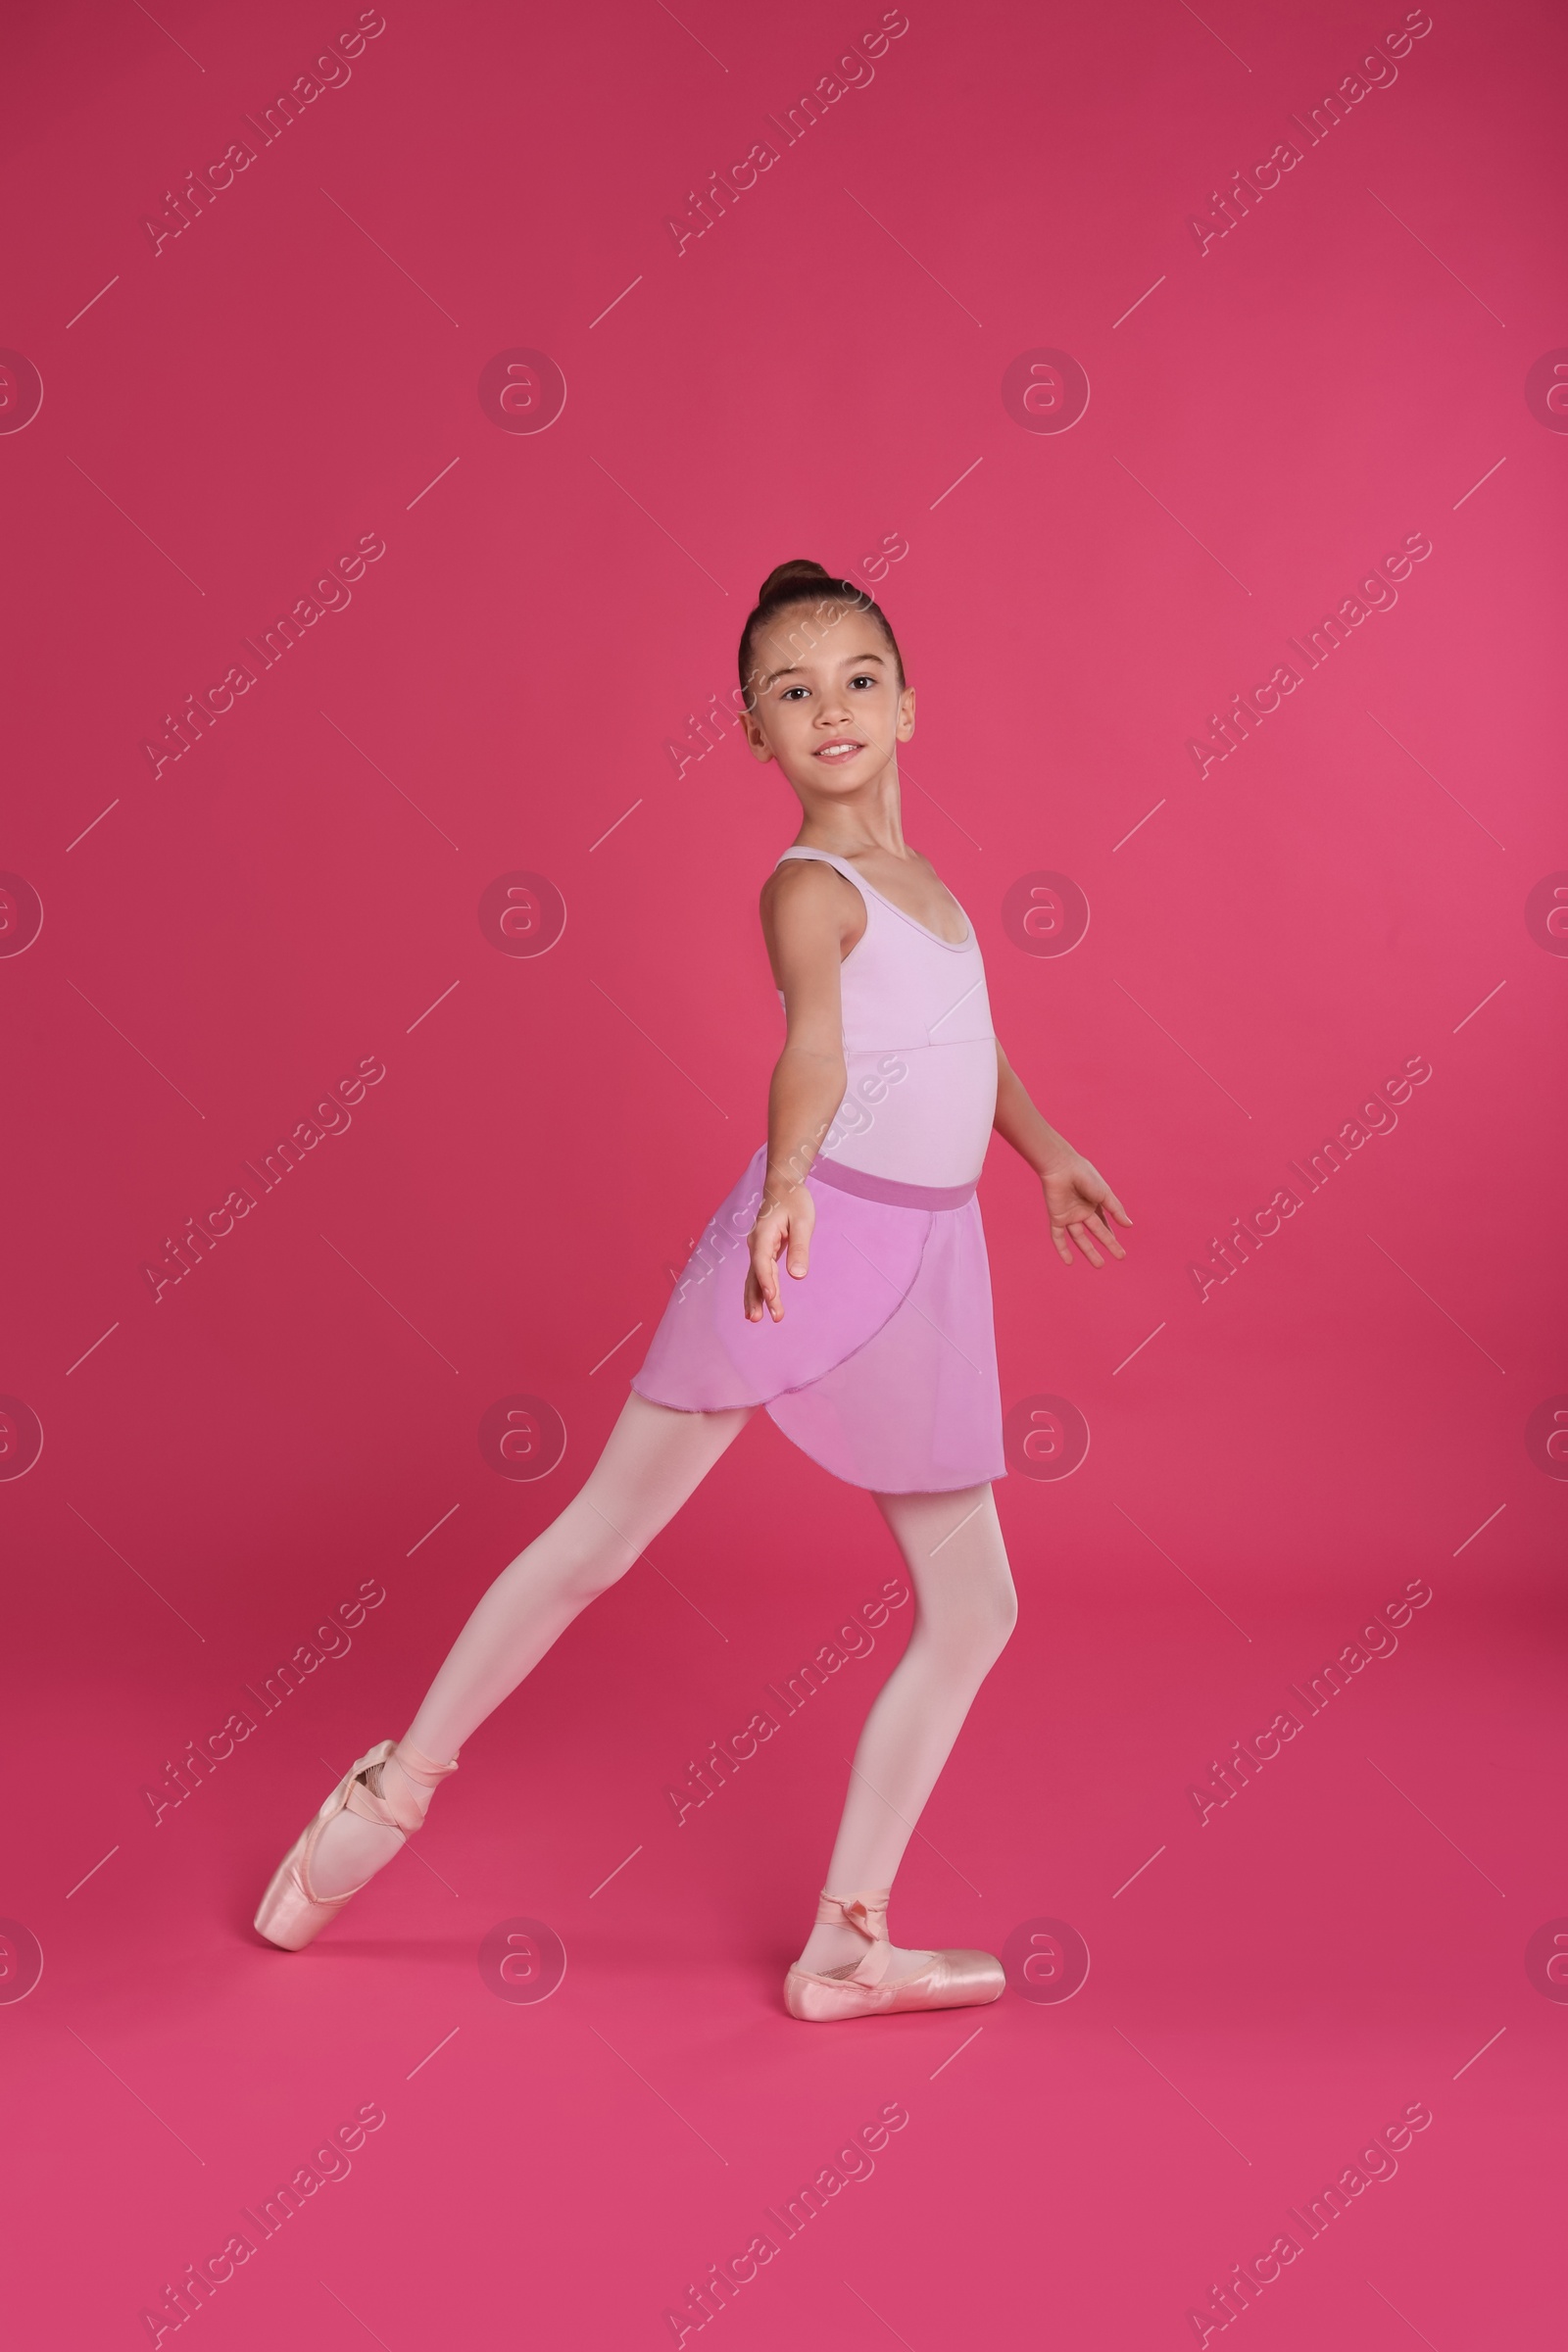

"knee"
[993, 1573, 1019, 1645]
[522, 1495, 641, 1605]
[966, 1567, 1018, 1666]
[926, 1575, 1016, 1674]
[980, 1574, 1019, 1660]
[559, 1539, 639, 1604]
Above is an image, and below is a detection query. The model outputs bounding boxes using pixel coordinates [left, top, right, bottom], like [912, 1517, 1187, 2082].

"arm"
[994, 1039, 1133, 1268]
[745, 864, 854, 1323]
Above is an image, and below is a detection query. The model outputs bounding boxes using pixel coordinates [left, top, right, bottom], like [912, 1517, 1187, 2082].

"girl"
[255, 560, 1131, 2022]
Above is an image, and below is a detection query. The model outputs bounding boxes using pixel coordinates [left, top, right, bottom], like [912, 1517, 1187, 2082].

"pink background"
[2, 0, 1563, 2344]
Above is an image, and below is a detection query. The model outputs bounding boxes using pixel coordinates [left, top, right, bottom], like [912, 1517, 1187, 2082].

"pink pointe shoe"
[253, 1739, 458, 1951]
[783, 1888, 1005, 2023]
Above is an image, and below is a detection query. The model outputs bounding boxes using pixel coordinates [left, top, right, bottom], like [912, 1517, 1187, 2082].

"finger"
[786, 1232, 810, 1279]
[1102, 1188, 1133, 1228]
[1051, 1222, 1075, 1266]
[1069, 1219, 1105, 1268]
[763, 1242, 789, 1321]
[751, 1246, 779, 1314]
[1086, 1212, 1127, 1261]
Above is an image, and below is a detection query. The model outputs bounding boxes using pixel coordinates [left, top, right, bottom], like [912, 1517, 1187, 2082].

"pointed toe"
[783, 1946, 1005, 2022]
[251, 1738, 459, 1952]
[783, 1887, 1005, 2022]
[890, 1947, 1005, 2013]
[253, 1849, 350, 1950]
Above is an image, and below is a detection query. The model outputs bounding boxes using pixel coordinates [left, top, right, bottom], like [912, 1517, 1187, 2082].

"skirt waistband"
[808, 1155, 977, 1211]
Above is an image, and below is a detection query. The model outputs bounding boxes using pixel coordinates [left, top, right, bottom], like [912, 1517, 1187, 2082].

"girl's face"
[741, 602, 914, 801]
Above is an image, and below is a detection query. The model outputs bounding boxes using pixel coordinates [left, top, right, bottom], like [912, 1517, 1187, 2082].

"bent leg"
[310, 1394, 753, 1895]
[797, 1483, 1017, 1980]
[406, 1394, 753, 1759]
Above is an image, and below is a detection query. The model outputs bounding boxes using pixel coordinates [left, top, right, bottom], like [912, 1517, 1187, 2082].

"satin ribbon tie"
[816, 1887, 896, 1987]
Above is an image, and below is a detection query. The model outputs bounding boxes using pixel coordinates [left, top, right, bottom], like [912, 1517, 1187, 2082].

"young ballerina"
[254, 559, 1131, 2020]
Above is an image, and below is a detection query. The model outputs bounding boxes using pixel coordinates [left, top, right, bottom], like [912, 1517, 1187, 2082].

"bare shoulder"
[760, 855, 864, 976]
[760, 855, 857, 932]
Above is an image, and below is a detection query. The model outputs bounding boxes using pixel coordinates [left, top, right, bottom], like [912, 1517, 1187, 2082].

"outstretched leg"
[794, 1483, 1017, 1982]
[309, 1394, 754, 1895]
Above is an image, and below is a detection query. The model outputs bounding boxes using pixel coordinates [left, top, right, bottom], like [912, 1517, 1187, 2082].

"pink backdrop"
[3, 1, 1563, 2344]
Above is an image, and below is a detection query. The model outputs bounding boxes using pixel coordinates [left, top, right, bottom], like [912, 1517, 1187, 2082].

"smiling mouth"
[813, 740, 865, 761]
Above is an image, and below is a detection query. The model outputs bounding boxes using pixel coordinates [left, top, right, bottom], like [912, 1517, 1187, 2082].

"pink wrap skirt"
[630, 1145, 1006, 1494]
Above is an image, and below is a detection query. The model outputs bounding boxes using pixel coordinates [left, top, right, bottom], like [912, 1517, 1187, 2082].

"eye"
[849, 673, 877, 689]
[780, 684, 808, 701]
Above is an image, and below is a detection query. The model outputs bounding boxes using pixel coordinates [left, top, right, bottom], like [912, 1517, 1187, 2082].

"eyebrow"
[762, 651, 887, 688]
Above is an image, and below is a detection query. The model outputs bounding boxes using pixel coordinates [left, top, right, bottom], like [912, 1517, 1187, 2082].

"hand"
[744, 1184, 815, 1321]
[1040, 1154, 1132, 1268]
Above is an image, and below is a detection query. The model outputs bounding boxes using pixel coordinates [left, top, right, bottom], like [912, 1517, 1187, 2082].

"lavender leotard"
[630, 848, 1005, 1493]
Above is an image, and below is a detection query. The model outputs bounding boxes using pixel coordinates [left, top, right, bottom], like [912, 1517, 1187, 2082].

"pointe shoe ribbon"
[783, 1886, 1005, 2024]
[813, 1887, 897, 1987]
[342, 1740, 460, 1836]
[253, 1739, 459, 1951]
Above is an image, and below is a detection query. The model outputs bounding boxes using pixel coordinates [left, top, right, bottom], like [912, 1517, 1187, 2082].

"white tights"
[310, 1396, 1017, 1976]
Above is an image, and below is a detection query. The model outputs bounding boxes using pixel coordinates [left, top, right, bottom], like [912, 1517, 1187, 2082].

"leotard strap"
[775, 846, 869, 892]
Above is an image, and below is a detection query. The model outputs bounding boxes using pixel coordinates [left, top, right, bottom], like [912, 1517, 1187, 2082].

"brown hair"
[736, 559, 905, 711]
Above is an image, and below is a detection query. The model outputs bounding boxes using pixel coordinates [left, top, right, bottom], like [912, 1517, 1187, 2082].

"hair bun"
[758, 558, 831, 601]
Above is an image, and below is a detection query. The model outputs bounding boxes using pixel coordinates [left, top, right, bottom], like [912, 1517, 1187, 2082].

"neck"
[793, 757, 907, 858]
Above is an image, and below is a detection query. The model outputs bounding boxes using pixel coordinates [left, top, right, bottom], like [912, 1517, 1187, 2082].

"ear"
[896, 684, 916, 740]
[742, 710, 774, 762]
